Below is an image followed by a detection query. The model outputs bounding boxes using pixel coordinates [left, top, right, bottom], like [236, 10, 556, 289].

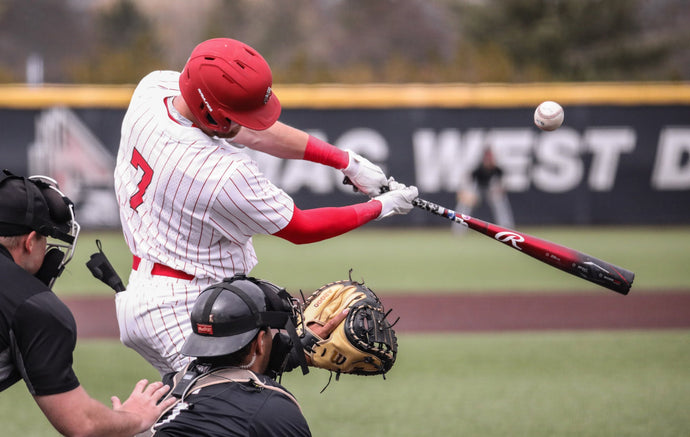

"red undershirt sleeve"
[302, 135, 349, 169]
[273, 202, 382, 244]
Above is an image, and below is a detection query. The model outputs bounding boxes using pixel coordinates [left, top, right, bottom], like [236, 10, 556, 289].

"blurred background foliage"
[0, 0, 688, 84]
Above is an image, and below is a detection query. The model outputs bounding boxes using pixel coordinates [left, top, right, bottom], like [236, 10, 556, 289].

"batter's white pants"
[115, 258, 215, 376]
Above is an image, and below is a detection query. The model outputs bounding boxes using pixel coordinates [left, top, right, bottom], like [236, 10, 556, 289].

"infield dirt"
[65, 291, 690, 339]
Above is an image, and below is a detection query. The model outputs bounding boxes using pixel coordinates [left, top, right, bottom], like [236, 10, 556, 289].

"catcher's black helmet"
[181, 275, 299, 359]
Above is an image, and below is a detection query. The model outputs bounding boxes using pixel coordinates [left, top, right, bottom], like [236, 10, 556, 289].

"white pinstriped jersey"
[115, 70, 294, 281]
[114, 71, 295, 374]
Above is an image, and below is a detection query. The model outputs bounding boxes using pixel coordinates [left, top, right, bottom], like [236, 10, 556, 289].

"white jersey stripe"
[114, 70, 294, 374]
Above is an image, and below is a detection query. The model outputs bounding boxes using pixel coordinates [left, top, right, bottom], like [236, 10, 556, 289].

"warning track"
[65, 291, 690, 339]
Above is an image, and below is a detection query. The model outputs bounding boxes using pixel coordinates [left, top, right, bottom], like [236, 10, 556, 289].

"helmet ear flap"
[37, 184, 72, 227]
[226, 274, 293, 314]
[258, 280, 293, 313]
[27, 175, 79, 244]
[251, 278, 310, 377]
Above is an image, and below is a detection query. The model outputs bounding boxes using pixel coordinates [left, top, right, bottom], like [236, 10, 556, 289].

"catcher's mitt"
[297, 276, 398, 377]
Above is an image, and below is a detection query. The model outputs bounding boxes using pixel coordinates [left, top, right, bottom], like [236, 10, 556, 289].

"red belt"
[132, 255, 195, 280]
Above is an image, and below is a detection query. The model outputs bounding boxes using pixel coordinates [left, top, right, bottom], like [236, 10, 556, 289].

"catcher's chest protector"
[136, 366, 301, 436]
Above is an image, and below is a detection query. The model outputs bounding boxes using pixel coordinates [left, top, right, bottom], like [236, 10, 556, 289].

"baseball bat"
[412, 198, 634, 295]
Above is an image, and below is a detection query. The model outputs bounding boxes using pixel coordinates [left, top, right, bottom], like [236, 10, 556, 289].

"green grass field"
[1, 332, 688, 436]
[55, 226, 690, 296]
[3, 226, 690, 435]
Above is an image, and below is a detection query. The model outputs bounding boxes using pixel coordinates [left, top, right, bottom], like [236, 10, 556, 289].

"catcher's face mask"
[182, 274, 308, 377]
[0, 171, 80, 288]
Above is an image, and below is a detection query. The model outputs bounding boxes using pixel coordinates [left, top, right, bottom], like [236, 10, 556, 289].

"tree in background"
[457, 0, 682, 81]
[199, 0, 687, 83]
[200, 0, 458, 83]
[68, 0, 165, 84]
[0, 0, 687, 84]
[0, 0, 91, 83]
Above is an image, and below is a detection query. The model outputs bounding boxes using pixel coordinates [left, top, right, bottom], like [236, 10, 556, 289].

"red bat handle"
[412, 198, 634, 295]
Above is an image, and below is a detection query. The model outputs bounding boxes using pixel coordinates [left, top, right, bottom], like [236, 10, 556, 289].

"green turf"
[286, 331, 690, 437]
[54, 226, 690, 297]
[2, 332, 688, 436]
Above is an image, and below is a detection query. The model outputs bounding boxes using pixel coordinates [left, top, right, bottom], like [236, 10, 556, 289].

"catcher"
[141, 274, 398, 436]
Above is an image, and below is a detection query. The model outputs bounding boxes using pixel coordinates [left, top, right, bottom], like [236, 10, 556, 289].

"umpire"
[145, 275, 346, 437]
[0, 170, 175, 436]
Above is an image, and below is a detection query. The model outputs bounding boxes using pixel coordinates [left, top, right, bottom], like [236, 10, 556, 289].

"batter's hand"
[111, 379, 177, 432]
[374, 178, 419, 220]
[341, 150, 388, 196]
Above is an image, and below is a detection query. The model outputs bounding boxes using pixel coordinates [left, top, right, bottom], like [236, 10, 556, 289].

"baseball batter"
[114, 38, 418, 375]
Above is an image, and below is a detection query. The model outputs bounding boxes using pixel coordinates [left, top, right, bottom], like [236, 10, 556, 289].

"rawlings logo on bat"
[495, 231, 525, 251]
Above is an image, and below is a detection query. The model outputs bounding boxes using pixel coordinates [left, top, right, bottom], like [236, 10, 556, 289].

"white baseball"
[534, 101, 564, 131]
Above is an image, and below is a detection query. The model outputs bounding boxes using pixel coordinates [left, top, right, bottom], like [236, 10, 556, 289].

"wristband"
[303, 135, 349, 169]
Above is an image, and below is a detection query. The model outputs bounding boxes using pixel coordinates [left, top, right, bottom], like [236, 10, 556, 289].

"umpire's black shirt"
[0, 244, 80, 395]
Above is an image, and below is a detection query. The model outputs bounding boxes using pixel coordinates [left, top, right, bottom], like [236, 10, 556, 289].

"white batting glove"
[341, 150, 389, 196]
[374, 178, 419, 220]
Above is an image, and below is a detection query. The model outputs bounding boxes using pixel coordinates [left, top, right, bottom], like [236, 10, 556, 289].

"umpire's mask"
[0, 170, 80, 288]
[181, 274, 308, 377]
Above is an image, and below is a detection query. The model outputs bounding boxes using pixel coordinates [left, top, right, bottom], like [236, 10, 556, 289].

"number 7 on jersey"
[129, 148, 153, 210]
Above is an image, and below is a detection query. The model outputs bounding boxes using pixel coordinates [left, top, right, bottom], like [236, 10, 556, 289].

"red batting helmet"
[179, 38, 281, 132]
